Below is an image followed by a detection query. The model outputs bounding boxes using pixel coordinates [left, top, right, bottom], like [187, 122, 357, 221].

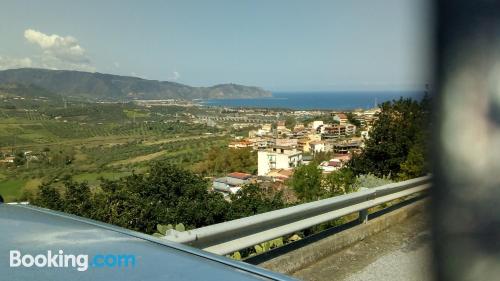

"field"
[0, 98, 230, 202]
[0, 179, 28, 202]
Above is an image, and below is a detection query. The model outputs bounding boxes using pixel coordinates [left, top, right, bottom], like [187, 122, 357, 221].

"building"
[321, 124, 356, 139]
[0, 156, 14, 163]
[266, 169, 294, 182]
[311, 121, 324, 131]
[212, 172, 253, 194]
[297, 134, 322, 152]
[322, 125, 346, 139]
[276, 120, 286, 131]
[309, 141, 326, 154]
[302, 155, 314, 165]
[258, 147, 303, 176]
[261, 124, 272, 133]
[293, 123, 305, 131]
[345, 124, 357, 135]
[319, 159, 342, 173]
[333, 113, 349, 124]
[228, 140, 253, 149]
[334, 141, 361, 154]
[275, 138, 298, 148]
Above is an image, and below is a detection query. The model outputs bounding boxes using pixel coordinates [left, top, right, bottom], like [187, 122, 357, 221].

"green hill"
[0, 68, 271, 100]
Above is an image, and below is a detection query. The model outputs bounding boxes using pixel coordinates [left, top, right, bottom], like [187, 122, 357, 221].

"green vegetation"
[348, 96, 431, 179]
[33, 163, 286, 234]
[0, 68, 272, 100]
[2, 84, 430, 260]
[346, 112, 361, 127]
[193, 147, 257, 176]
[0, 179, 27, 202]
[289, 163, 323, 202]
[0, 91, 230, 202]
[291, 96, 430, 201]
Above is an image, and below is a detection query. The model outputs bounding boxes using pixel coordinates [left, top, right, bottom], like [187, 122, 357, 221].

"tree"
[285, 116, 297, 130]
[14, 152, 25, 166]
[227, 184, 286, 220]
[31, 161, 291, 235]
[322, 168, 356, 197]
[352, 173, 393, 189]
[398, 141, 427, 180]
[34, 183, 64, 211]
[193, 147, 256, 176]
[290, 163, 323, 202]
[63, 179, 93, 218]
[348, 96, 430, 179]
[346, 112, 361, 127]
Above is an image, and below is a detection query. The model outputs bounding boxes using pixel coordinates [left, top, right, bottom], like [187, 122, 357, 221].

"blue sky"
[0, 0, 432, 91]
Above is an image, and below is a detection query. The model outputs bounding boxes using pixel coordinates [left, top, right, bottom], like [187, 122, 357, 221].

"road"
[292, 212, 433, 281]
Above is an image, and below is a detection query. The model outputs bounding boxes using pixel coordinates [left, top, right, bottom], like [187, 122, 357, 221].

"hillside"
[0, 68, 272, 100]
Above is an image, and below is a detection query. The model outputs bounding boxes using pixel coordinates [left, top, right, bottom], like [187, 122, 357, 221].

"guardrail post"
[357, 187, 369, 224]
[358, 209, 368, 224]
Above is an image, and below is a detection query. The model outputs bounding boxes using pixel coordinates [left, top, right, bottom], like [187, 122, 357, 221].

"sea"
[199, 91, 426, 110]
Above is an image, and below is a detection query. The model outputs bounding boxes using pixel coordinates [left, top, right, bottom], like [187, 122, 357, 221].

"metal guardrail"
[163, 176, 431, 255]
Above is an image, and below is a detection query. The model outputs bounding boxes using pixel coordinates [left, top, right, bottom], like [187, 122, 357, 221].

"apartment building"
[257, 147, 303, 176]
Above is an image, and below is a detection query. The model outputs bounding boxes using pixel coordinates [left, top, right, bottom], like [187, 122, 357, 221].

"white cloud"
[0, 56, 32, 69]
[0, 28, 97, 72]
[24, 29, 89, 64]
[168, 71, 180, 81]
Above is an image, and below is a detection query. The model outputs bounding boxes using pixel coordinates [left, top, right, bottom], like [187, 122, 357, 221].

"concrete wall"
[257, 199, 428, 275]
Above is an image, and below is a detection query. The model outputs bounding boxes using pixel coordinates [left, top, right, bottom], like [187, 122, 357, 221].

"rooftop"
[228, 172, 253, 180]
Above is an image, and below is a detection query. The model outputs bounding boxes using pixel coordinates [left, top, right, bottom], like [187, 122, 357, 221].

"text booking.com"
[10, 250, 136, 272]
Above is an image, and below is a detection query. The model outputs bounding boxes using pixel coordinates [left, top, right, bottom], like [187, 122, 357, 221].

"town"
[0, 88, 381, 204]
[208, 108, 380, 198]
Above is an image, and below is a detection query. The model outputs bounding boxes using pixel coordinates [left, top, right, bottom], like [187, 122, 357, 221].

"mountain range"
[0, 68, 272, 100]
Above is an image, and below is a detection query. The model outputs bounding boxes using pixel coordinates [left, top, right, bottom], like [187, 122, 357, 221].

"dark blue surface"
[0, 204, 294, 281]
[201, 91, 425, 110]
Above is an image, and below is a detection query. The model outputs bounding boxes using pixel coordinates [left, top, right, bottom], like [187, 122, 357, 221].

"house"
[309, 141, 326, 154]
[228, 140, 253, 149]
[333, 113, 349, 124]
[302, 155, 314, 165]
[345, 124, 357, 135]
[276, 120, 286, 131]
[258, 147, 303, 176]
[334, 141, 361, 154]
[319, 159, 342, 173]
[212, 172, 253, 194]
[321, 124, 356, 139]
[297, 134, 322, 152]
[266, 169, 294, 182]
[322, 125, 346, 139]
[261, 124, 272, 133]
[275, 138, 298, 148]
[311, 121, 324, 131]
[293, 123, 305, 131]
[0, 156, 14, 163]
[332, 154, 352, 162]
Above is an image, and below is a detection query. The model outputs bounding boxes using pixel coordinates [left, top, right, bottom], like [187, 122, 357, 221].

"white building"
[258, 147, 303, 176]
[309, 141, 326, 154]
[311, 121, 324, 131]
[261, 124, 272, 133]
[319, 159, 342, 173]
